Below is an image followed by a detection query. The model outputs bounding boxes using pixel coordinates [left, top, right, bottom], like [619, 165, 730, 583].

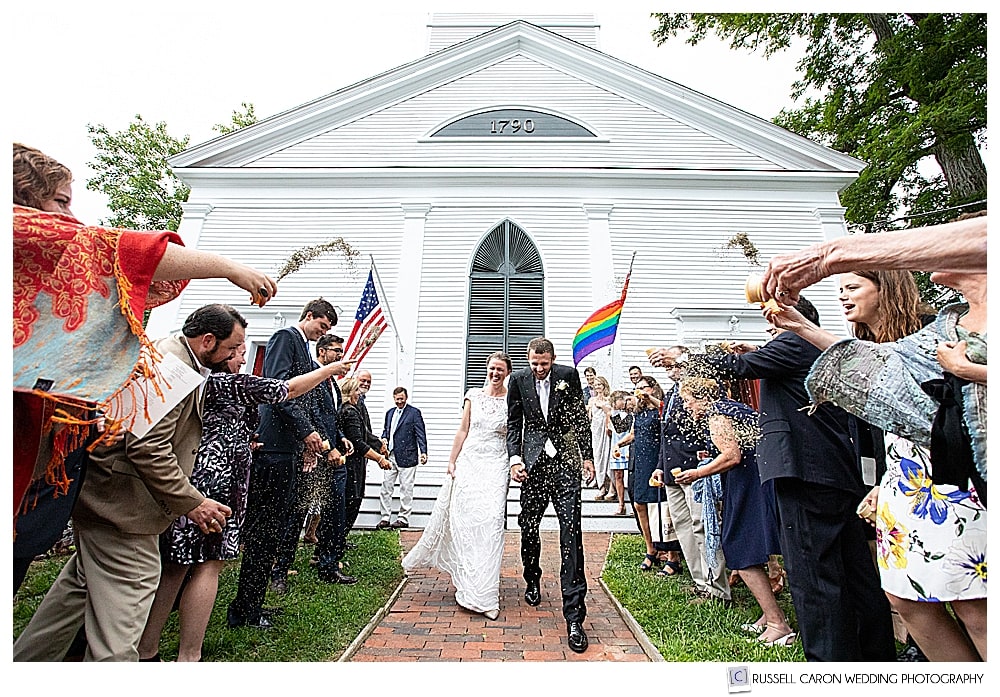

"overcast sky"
[10, 1, 808, 224]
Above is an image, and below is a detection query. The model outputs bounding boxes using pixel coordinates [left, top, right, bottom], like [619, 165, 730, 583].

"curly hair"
[848, 270, 930, 343]
[678, 377, 720, 403]
[13, 143, 73, 209]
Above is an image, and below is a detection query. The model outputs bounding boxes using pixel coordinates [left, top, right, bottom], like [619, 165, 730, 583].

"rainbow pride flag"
[572, 254, 634, 366]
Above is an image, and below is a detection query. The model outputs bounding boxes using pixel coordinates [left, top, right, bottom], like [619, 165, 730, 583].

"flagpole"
[370, 255, 405, 354]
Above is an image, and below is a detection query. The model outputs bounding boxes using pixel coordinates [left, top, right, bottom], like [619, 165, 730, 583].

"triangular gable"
[170, 20, 864, 173]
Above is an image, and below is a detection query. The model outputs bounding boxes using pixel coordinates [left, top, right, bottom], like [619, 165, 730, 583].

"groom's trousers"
[517, 456, 587, 623]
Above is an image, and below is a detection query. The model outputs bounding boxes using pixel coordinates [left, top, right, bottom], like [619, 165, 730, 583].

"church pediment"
[170, 19, 863, 175]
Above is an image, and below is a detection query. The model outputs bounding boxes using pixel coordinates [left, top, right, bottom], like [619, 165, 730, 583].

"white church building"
[151, 14, 864, 529]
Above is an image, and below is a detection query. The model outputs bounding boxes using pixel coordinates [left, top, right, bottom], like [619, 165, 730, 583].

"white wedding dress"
[402, 388, 510, 614]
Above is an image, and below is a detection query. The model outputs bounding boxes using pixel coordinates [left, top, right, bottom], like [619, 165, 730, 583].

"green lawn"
[601, 533, 806, 662]
[14, 530, 404, 662]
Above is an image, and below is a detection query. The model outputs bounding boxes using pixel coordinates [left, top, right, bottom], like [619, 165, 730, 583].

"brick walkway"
[349, 530, 650, 662]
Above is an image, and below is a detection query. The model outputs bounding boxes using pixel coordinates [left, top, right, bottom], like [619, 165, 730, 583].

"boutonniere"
[555, 380, 569, 392]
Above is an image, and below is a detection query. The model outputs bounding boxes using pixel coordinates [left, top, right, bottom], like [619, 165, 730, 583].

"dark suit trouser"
[272, 464, 334, 580]
[774, 478, 895, 662]
[315, 466, 348, 574]
[517, 457, 587, 624]
[229, 451, 297, 623]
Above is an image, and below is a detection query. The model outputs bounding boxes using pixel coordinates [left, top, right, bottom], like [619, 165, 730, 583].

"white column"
[582, 203, 616, 378]
[393, 203, 431, 391]
[145, 202, 213, 338]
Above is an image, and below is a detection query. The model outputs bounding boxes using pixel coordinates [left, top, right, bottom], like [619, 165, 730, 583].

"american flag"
[342, 269, 387, 370]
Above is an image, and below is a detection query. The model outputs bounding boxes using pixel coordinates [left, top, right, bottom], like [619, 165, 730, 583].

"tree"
[213, 102, 257, 136]
[86, 115, 191, 231]
[651, 13, 986, 233]
[87, 105, 259, 231]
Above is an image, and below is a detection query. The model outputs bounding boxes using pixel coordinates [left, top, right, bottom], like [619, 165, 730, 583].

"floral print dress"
[162, 373, 288, 565]
[876, 435, 986, 601]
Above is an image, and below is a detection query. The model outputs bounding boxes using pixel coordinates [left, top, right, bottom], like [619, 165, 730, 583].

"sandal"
[755, 623, 797, 647]
[614, 508, 627, 516]
[639, 553, 659, 571]
[656, 560, 682, 577]
[739, 617, 766, 634]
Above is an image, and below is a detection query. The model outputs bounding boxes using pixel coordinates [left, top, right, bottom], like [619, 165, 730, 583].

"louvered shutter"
[465, 220, 544, 390]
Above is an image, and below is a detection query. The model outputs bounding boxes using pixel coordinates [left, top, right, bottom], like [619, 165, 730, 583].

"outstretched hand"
[228, 263, 278, 307]
[760, 246, 828, 306]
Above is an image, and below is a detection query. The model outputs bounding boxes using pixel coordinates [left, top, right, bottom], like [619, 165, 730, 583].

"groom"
[507, 337, 595, 653]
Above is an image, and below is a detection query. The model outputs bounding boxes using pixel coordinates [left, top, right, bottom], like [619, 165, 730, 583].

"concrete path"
[349, 531, 652, 662]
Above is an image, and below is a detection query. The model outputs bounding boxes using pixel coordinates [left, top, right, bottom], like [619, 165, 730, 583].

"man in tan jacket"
[14, 304, 245, 662]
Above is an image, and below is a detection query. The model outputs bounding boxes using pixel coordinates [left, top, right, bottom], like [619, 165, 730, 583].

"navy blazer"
[257, 327, 320, 454]
[382, 403, 427, 467]
[694, 332, 865, 494]
[506, 363, 594, 471]
[307, 362, 344, 448]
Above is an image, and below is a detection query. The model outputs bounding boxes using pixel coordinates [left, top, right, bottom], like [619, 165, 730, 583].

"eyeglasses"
[358, 379, 371, 384]
[321, 347, 344, 354]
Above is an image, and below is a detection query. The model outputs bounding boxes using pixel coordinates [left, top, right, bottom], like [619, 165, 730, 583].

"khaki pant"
[13, 520, 161, 661]
[663, 483, 731, 600]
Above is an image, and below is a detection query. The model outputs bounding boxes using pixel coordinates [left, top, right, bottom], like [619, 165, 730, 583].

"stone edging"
[597, 533, 665, 662]
[337, 573, 410, 662]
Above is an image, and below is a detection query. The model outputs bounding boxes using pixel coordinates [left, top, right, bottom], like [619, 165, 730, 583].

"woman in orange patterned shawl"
[12, 143, 278, 519]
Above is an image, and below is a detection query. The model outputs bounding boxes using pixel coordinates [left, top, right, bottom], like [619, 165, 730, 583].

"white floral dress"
[402, 388, 510, 614]
[876, 435, 986, 601]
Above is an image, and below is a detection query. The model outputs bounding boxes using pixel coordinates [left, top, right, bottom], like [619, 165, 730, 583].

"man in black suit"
[649, 297, 895, 662]
[271, 333, 355, 589]
[507, 337, 594, 654]
[228, 298, 338, 629]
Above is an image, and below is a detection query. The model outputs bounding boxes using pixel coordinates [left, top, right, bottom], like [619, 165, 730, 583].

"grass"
[601, 533, 806, 662]
[13, 530, 404, 662]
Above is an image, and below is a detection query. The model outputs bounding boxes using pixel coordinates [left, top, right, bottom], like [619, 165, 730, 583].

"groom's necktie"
[536, 378, 549, 420]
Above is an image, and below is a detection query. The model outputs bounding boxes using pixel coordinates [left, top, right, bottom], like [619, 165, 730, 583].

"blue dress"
[630, 407, 662, 505]
[704, 398, 780, 570]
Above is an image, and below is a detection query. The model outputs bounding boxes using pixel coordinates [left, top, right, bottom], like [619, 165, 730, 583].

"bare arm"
[764, 305, 842, 351]
[153, 243, 278, 307]
[284, 360, 354, 399]
[674, 413, 742, 484]
[447, 399, 473, 477]
[937, 342, 987, 384]
[761, 216, 987, 305]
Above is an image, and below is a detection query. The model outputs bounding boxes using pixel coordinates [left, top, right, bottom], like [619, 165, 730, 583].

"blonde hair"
[340, 377, 360, 399]
[678, 377, 720, 402]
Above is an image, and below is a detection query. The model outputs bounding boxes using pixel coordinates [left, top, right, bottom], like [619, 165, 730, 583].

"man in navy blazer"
[228, 298, 338, 629]
[377, 386, 427, 528]
[649, 296, 895, 662]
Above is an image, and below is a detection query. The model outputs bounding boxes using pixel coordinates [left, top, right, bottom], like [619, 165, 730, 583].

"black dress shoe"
[524, 581, 541, 606]
[269, 578, 288, 594]
[567, 621, 589, 653]
[260, 607, 285, 620]
[227, 610, 274, 630]
[318, 569, 358, 585]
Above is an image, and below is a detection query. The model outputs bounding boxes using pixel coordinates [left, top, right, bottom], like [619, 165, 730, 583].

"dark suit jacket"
[692, 333, 865, 494]
[257, 327, 320, 455]
[306, 362, 344, 448]
[382, 403, 427, 467]
[338, 401, 384, 497]
[506, 363, 593, 471]
[74, 334, 206, 535]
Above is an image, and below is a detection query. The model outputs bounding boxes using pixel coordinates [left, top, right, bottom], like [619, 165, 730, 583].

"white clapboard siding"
[254, 56, 774, 170]
[426, 14, 600, 53]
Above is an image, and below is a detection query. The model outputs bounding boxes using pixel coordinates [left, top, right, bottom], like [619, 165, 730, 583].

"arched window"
[465, 220, 544, 390]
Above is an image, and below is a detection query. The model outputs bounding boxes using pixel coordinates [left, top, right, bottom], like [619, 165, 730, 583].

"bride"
[402, 351, 512, 620]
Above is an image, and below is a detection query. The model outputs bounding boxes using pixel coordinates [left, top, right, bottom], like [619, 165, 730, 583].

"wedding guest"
[621, 376, 676, 572]
[608, 390, 631, 515]
[628, 365, 644, 386]
[587, 376, 615, 501]
[672, 378, 794, 645]
[13, 143, 277, 522]
[760, 215, 986, 305]
[14, 305, 243, 661]
[652, 356, 730, 598]
[582, 365, 598, 402]
[138, 342, 350, 661]
[228, 299, 339, 627]
[344, 370, 387, 534]
[650, 303, 894, 660]
[768, 269, 987, 661]
[377, 387, 428, 529]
